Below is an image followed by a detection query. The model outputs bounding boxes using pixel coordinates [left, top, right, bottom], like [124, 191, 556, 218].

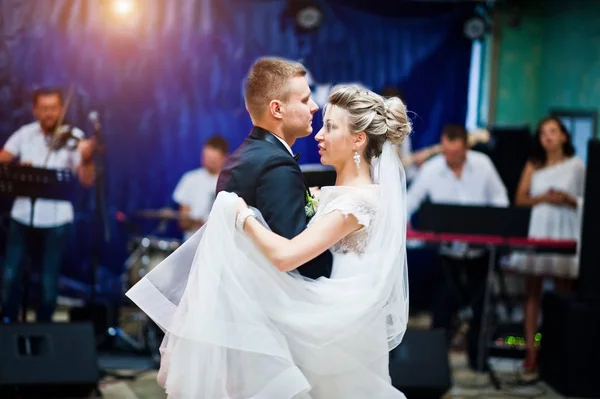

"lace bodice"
[308, 185, 379, 255]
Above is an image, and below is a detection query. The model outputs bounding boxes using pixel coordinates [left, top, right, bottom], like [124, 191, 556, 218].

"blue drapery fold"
[0, 0, 471, 300]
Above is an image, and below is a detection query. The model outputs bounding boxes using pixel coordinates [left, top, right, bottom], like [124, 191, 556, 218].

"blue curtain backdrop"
[0, 0, 472, 301]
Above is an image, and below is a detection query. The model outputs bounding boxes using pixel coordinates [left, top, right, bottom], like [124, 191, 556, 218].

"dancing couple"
[127, 57, 412, 398]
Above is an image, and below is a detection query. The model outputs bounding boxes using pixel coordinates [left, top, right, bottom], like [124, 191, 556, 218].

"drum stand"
[103, 236, 166, 365]
[106, 215, 179, 364]
[101, 239, 153, 354]
[84, 239, 159, 380]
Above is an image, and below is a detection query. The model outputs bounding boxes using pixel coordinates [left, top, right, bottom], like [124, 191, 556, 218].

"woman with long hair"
[505, 116, 585, 372]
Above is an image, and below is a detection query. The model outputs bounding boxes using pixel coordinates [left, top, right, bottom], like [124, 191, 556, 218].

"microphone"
[88, 110, 99, 124]
[88, 110, 101, 131]
[88, 110, 103, 150]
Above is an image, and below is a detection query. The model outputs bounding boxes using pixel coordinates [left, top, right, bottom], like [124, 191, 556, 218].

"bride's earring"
[353, 151, 361, 170]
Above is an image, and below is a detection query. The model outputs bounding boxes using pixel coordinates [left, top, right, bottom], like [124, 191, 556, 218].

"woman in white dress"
[126, 84, 412, 398]
[504, 116, 586, 372]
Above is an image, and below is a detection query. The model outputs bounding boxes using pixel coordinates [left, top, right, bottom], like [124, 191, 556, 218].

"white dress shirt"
[407, 150, 509, 258]
[173, 168, 219, 241]
[3, 122, 84, 228]
[271, 133, 294, 156]
[407, 150, 509, 217]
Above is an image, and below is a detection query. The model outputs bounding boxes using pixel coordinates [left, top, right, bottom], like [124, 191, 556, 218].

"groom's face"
[281, 76, 319, 139]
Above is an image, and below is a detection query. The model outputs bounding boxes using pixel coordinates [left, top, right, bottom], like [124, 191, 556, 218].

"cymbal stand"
[104, 239, 152, 353]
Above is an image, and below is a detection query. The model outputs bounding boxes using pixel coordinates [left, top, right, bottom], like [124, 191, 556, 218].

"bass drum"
[126, 236, 180, 287]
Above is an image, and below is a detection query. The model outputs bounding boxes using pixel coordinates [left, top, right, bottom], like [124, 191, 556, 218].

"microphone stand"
[89, 116, 110, 305]
[71, 115, 114, 346]
[83, 115, 149, 379]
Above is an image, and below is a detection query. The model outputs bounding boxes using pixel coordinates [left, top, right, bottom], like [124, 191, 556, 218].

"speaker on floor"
[0, 322, 99, 398]
[389, 328, 451, 398]
[578, 139, 600, 303]
[539, 291, 600, 398]
[69, 300, 112, 345]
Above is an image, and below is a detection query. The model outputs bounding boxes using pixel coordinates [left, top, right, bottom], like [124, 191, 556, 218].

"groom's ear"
[269, 100, 284, 120]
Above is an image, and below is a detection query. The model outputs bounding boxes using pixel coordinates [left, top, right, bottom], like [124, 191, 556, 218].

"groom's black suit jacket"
[216, 126, 332, 279]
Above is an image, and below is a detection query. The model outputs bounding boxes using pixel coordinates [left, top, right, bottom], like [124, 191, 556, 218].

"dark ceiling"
[322, 0, 486, 18]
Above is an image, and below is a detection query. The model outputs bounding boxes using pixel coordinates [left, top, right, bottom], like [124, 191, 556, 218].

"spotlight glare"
[112, 0, 135, 16]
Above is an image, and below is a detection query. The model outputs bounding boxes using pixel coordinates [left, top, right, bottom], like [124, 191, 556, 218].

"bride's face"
[315, 105, 355, 168]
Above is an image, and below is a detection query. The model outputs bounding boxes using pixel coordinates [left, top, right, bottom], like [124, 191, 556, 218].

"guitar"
[400, 128, 491, 168]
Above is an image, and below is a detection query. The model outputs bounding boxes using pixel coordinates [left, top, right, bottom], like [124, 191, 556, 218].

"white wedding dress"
[126, 142, 408, 398]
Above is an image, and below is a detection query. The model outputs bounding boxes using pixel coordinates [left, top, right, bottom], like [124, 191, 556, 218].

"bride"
[126, 84, 412, 398]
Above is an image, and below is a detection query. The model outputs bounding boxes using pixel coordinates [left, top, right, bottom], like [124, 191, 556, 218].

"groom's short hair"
[244, 57, 307, 119]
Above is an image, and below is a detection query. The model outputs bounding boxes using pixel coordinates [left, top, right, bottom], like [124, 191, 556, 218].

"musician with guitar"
[0, 87, 95, 323]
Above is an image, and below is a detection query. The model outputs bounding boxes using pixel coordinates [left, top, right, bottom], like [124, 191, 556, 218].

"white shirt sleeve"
[407, 165, 431, 217]
[3, 127, 24, 157]
[484, 157, 510, 207]
[173, 172, 192, 206]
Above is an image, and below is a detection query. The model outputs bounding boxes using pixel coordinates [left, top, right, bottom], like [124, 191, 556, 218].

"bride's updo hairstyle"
[326, 84, 412, 159]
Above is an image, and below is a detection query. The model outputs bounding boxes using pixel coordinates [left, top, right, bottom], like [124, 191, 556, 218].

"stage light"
[281, 0, 324, 34]
[112, 0, 135, 17]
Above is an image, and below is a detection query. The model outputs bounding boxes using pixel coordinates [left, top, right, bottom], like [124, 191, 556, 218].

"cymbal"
[134, 209, 195, 221]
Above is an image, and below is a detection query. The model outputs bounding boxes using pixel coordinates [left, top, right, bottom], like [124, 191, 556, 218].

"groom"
[216, 57, 332, 279]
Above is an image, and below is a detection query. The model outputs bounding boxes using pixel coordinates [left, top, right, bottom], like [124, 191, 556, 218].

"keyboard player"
[407, 124, 509, 371]
[0, 87, 95, 323]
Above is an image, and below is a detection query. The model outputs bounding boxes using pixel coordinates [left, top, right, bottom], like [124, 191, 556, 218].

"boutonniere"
[305, 190, 319, 218]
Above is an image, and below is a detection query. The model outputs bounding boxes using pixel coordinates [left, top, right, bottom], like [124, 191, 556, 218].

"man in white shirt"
[173, 135, 228, 241]
[407, 125, 509, 216]
[0, 87, 95, 323]
[407, 124, 509, 371]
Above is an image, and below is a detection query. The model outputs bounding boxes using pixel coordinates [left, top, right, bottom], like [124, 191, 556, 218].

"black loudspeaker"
[389, 329, 451, 398]
[69, 301, 112, 345]
[479, 125, 532, 205]
[578, 139, 600, 303]
[0, 322, 99, 398]
[539, 292, 600, 398]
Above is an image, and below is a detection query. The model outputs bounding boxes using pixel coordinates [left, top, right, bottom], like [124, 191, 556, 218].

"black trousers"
[432, 253, 489, 371]
[1, 220, 71, 322]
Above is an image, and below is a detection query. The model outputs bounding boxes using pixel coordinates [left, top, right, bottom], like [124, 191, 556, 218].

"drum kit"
[124, 208, 200, 285]
[119, 208, 197, 364]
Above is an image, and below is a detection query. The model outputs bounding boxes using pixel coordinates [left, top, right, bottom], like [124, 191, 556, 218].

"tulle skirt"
[126, 192, 405, 398]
